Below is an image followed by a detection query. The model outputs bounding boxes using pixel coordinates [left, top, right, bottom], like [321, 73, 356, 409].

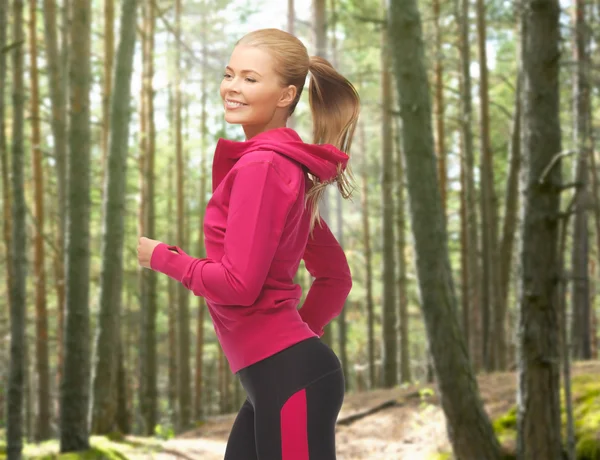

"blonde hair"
[236, 29, 360, 231]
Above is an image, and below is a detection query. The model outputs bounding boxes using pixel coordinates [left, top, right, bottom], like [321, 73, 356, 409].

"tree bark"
[90, 0, 138, 434]
[570, 0, 592, 361]
[359, 120, 376, 389]
[388, 0, 503, 457]
[476, 0, 501, 372]
[139, 0, 158, 435]
[395, 115, 411, 383]
[7, 0, 27, 456]
[60, 0, 92, 450]
[101, 0, 114, 182]
[455, 0, 481, 370]
[497, 70, 522, 371]
[516, 0, 563, 457]
[381, 5, 397, 388]
[433, 0, 446, 217]
[42, 0, 68, 393]
[28, 0, 52, 440]
[175, 0, 192, 431]
[0, 1, 13, 418]
[194, 10, 209, 419]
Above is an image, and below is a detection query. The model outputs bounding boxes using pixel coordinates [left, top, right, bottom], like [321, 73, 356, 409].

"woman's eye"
[245, 78, 256, 83]
[223, 73, 231, 78]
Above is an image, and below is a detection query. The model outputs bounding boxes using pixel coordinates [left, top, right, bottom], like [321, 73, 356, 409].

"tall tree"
[194, 3, 209, 419]
[359, 119, 376, 389]
[166, 82, 178, 427]
[60, 0, 92, 450]
[476, 0, 501, 371]
[395, 116, 411, 384]
[7, 0, 27, 456]
[139, 0, 158, 435]
[381, 4, 397, 388]
[517, 0, 563, 456]
[175, 0, 192, 431]
[0, 0, 13, 362]
[28, 0, 51, 440]
[570, 0, 592, 360]
[329, 0, 349, 391]
[313, 0, 333, 346]
[388, 0, 502, 457]
[454, 0, 480, 368]
[42, 0, 68, 391]
[497, 69, 522, 372]
[432, 0, 446, 216]
[90, 0, 138, 434]
[101, 0, 114, 178]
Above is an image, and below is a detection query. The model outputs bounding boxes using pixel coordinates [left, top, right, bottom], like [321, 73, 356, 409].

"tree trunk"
[395, 115, 411, 384]
[497, 70, 522, 371]
[42, 0, 68, 392]
[90, 0, 138, 434]
[138, 0, 158, 435]
[0, 0, 13, 410]
[570, 0, 592, 361]
[313, 0, 333, 346]
[516, 0, 563, 457]
[359, 120, 376, 389]
[7, 0, 27, 455]
[381, 6, 397, 388]
[329, 0, 349, 391]
[60, 0, 92, 450]
[28, 0, 52, 440]
[476, 0, 501, 372]
[115, 339, 130, 433]
[101, 0, 114, 182]
[175, 0, 192, 431]
[388, 0, 503, 457]
[194, 14, 209, 419]
[433, 0, 446, 217]
[455, 0, 481, 370]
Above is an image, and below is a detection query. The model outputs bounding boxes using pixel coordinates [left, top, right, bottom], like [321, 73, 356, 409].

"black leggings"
[224, 337, 345, 460]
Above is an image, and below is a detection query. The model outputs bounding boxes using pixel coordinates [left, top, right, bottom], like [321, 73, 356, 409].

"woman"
[137, 28, 360, 459]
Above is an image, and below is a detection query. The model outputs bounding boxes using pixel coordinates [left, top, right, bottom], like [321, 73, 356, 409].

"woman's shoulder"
[234, 149, 305, 185]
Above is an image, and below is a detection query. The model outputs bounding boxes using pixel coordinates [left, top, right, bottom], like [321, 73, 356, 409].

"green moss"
[26, 439, 129, 460]
[491, 374, 600, 459]
[427, 453, 452, 460]
[576, 434, 600, 460]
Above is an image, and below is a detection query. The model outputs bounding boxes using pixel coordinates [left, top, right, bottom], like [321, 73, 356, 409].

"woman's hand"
[137, 236, 162, 269]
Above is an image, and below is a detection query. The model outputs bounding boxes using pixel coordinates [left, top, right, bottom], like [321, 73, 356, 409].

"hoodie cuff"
[150, 243, 195, 283]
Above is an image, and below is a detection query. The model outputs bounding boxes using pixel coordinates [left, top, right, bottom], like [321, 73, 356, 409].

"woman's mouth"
[225, 100, 248, 109]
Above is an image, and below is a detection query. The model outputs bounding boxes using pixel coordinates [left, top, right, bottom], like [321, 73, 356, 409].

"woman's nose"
[224, 77, 241, 93]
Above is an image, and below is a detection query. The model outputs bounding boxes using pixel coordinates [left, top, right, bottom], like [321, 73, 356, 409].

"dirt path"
[127, 361, 600, 460]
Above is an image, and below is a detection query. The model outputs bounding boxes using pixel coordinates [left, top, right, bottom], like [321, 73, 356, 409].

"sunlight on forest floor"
[15, 360, 600, 460]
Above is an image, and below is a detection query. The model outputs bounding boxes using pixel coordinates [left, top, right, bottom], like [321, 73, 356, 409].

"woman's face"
[220, 45, 295, 137]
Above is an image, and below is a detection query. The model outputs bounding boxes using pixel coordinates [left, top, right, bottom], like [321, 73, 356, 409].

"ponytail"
[306, 56, 360, 232]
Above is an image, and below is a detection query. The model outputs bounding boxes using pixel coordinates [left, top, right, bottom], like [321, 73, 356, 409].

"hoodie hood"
[212, 127, 349, 192]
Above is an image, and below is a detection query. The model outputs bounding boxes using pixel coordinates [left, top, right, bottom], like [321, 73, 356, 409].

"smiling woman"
[220, 45, 295, 138]
[140, 27, 360, 460]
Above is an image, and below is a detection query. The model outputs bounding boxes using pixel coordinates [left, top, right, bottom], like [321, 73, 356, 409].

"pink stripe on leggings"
[280, 388, 309, 459]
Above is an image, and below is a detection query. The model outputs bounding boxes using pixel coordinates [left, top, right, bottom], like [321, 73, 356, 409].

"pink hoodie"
[150, 127, 352, 373]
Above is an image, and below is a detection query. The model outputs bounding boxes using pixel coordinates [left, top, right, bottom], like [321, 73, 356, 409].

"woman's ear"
[277, 85, 297, 108]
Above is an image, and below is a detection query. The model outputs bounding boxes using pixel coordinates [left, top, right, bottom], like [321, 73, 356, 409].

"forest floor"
[118, 360, 600, 460]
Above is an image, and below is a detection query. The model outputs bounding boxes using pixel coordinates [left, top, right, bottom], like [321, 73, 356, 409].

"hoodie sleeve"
[150, 160, 296, 306]
[298, 218, 352, 336]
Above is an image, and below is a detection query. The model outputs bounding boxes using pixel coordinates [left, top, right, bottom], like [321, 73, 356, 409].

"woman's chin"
[224, 112, 246, 125]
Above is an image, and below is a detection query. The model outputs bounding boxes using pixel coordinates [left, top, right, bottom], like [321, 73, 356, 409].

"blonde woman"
[138, 28, 360, 459]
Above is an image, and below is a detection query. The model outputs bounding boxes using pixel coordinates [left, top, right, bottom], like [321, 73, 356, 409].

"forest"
[1, 0, 600, 458]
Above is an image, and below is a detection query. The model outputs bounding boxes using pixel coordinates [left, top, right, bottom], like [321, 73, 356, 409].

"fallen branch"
[336, 399, 401, 426]
[161, 448, 197, 460]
